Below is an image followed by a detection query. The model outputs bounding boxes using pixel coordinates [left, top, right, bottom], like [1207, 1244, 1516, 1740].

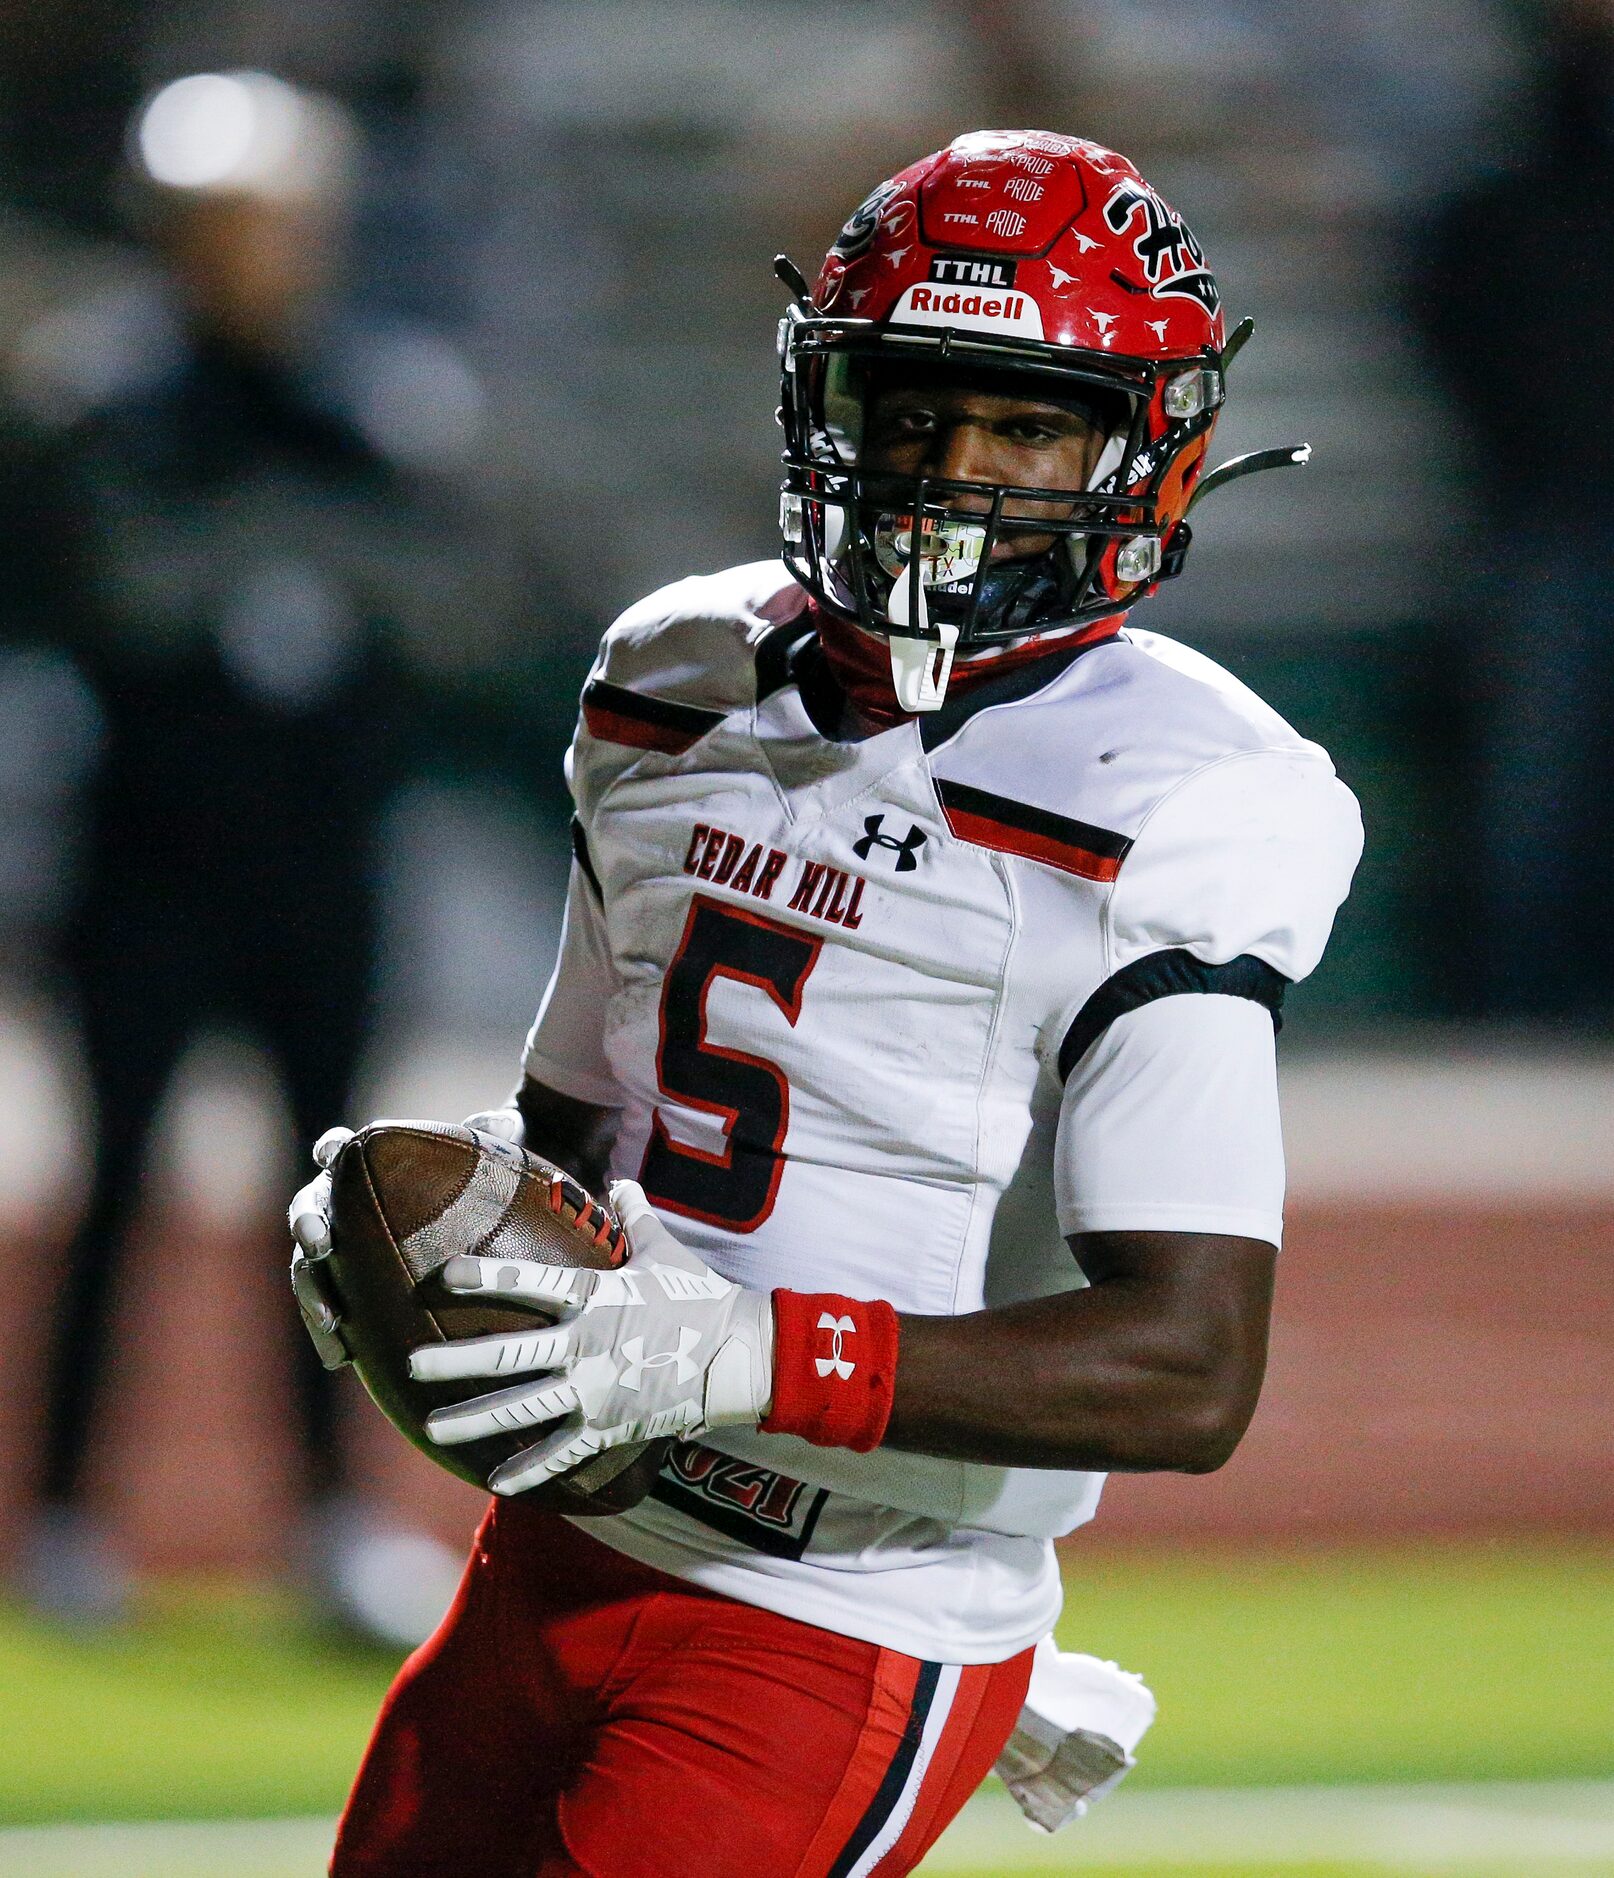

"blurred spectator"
[1419, 0, 1614, 1021]
[1, 69, 482, 1640]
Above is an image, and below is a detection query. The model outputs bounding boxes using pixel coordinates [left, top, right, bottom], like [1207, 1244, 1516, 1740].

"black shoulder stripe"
[582, 678, 726, 754]
[569, 814, 602, 900]
[1058, 948, 1287, 1083]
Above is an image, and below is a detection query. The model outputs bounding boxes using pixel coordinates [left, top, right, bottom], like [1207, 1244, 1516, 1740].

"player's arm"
[509, 1076, 616, 1196]
[409, 1188, 1272, 1491]
[887, 1230, 1275, 1474]
[871, 749, 1360, 1473]
[470, 807, 623, 1193]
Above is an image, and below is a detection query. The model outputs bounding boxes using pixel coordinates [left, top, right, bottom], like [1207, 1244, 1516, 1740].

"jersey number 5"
[641, 894, 822, 1232]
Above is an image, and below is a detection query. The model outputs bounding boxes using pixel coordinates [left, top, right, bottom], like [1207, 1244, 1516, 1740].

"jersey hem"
[567, 1511, 1062, 1666]
[1056, 1200, 1283, 1247]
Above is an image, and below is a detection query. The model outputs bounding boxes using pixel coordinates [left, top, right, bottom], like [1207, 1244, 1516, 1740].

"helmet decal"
[832, 179, 900, 260]
[1101, 182, 1221, 316]
[889, 281, 1044, 338]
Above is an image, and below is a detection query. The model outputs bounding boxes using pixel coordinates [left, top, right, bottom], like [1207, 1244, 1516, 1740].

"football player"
[306, 131, 1362, 1876]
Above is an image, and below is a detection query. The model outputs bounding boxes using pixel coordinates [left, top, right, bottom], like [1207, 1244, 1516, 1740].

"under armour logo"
[620, 1327, 700, 1392]
[815, 1312, 857, 1381]
[852, 815, 927, 872]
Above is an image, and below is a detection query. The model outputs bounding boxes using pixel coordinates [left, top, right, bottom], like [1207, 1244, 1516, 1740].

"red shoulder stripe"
[935, 778, 1132, 882]
[582, 679, 725, 754]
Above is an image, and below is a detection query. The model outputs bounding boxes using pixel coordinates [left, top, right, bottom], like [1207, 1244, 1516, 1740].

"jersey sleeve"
[1055, 993, 1285, 1243]
[1051, 746, 1363, 1249]
[521, 843, 622, 1107]
[1105, 745, 1362, 982]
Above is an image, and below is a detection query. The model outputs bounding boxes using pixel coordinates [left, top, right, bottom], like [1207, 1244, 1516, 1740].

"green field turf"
[2, 1542, 1610, 1876]
[1046, 1542, 1614, 1790]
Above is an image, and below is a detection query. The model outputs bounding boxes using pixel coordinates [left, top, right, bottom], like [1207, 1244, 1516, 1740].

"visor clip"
[1115, 537, 1162, 585]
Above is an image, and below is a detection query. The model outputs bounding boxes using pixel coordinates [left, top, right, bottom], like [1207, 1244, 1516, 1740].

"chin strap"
[885, 575, 959, 712]
[882, 513, 978, 711]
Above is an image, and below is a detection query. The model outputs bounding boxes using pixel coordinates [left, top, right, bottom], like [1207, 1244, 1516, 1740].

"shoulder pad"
[589, 562, 806, 724]
[929, 629, 1320, 874]
[570, 565, 806, 807]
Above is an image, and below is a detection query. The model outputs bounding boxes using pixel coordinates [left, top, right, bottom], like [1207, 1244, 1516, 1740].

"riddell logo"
[907, 287, 1028, 320]
[929, 255, 1017, 289]
[892, 282, 1044, 338]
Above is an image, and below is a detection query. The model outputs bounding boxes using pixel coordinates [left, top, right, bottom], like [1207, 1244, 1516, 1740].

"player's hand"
[287, 1126, 356, 1371]
[407, 1180, 775, 1495]
[461, 1104, 525, 1147]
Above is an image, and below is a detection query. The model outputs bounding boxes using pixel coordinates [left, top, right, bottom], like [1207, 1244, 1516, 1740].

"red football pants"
[332, 1499, 1032, 1878]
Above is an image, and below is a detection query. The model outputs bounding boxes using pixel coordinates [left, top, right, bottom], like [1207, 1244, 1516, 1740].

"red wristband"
[761, 1290, 900, 1453]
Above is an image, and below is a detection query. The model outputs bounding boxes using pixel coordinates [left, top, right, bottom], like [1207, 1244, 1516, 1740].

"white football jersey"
[525, 560, 1362, 1662]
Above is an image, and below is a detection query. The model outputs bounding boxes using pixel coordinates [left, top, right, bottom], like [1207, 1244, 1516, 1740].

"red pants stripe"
[331, 1500, 1031, 1878]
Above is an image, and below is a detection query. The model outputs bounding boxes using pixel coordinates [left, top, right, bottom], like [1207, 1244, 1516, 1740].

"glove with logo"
[409, 1180, 777, 1496]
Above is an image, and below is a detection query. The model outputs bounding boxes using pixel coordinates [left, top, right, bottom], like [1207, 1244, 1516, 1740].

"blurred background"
[0, 2, 1610, 1874]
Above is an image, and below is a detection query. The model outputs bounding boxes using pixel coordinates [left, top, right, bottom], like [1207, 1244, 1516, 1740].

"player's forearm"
[514, 1076, 618, 1195]
[885, 1297, 1248, 1473]
[881, 1236, 1275, 1474]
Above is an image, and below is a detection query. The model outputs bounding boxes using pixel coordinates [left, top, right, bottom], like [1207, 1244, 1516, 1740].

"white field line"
[0, 1814, 335, 1877]
[921, 1779, 1614, 1871]
[1278, 1049, 1614, 1203]
[3, 1783, 1612, 1877]
[7, 1008, 1614, 1217]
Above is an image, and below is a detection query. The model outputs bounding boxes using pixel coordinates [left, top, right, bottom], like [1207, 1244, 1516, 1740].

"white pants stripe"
[846, 1661, 963, 1877]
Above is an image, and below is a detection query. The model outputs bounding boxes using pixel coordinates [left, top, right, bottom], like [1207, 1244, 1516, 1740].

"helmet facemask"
[780, 320, 1218, 710]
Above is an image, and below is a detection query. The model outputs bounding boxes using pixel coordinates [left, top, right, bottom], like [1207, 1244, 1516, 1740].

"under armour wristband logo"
[763, 1291, 900, 1453]
[815, 1312, 857, 1380]
[852, 814, 927, 872]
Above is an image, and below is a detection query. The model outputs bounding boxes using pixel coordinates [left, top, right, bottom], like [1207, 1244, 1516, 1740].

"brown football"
[323, 1119, 670, 1515]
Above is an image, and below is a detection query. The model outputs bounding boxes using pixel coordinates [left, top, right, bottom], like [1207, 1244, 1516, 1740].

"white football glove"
[288, 1126, 356, 1370]
[408, 1180, 775, 1495]
[460, 1104, 525, 1147]
[993, 1640, 1156, 1833]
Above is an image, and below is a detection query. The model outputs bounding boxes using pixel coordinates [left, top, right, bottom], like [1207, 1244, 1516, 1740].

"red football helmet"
[777, 130, 1305, 709]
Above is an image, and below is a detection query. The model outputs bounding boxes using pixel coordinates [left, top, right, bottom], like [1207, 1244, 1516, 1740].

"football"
[322, 1119, 671, 1515]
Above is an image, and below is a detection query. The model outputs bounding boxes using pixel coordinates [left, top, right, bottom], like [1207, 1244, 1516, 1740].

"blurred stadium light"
[133, 71, 355, 200]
